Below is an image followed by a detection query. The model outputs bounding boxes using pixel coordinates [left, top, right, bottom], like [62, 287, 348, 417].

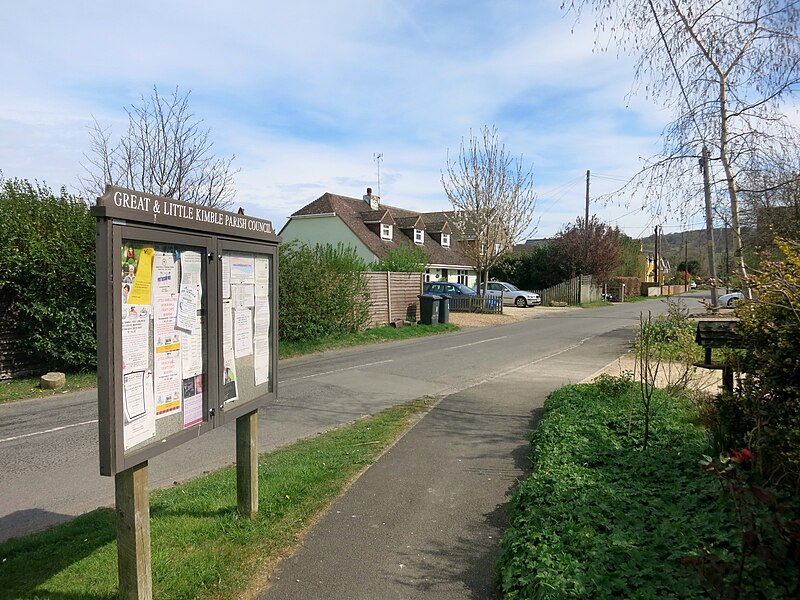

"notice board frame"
[94, 185, 280, 476]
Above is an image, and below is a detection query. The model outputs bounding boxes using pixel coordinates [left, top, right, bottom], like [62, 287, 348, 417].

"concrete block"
[40, 372, 66, 390]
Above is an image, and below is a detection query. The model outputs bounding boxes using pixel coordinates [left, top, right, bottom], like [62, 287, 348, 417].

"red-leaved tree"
[549, 216, 620, 283]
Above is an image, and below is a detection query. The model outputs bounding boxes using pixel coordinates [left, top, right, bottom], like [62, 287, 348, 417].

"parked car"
[478, 281, 541, 307]
[719, 291, 744, 307]
[423, 282, 477, 297]
[690, 280, 697, 289]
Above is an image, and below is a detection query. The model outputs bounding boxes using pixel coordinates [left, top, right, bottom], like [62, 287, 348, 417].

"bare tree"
[441, 126, 537, 291]
[564, 1, 800, 290]
[740, 168, 800, 251]
[81, 85, 237, 208]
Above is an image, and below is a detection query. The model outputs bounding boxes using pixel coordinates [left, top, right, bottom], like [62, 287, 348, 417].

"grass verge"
[0, 397, 434, 599]
[0, 324, 459, 404]
[0, 372, 97, 404]
[278, 323, 458, 359]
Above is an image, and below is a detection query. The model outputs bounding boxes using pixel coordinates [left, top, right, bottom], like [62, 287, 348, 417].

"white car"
[719, 291, 744, 307]
[479, 281, 541, 307]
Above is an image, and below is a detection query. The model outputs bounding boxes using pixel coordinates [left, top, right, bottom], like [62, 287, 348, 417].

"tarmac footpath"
[255, 335, 625, 600]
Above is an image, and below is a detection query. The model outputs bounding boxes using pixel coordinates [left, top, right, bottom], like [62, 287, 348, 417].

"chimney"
[363, 186, 380, 210]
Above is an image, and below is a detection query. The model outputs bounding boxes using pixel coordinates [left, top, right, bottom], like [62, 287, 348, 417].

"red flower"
[731, 448, 753, 465]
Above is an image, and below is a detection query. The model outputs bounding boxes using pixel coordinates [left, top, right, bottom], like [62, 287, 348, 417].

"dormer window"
[381, 224, 393, 240]
[414, 229, 424, 244]
[441, 233, 450, 247]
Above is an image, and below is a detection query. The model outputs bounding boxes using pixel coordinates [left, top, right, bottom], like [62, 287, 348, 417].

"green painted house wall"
[280, 215, 378, 264]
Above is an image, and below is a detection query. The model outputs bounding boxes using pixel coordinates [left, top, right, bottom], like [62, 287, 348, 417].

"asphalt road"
[0, 293, 707, 543]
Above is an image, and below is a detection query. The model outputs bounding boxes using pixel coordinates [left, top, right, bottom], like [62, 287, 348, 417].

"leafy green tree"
[491, 245, 562, 290]
[370, 245, 429, 273]
[612, 229, 648, 279]
[676, 260, 700, 275]
[0, 177, 96, 370]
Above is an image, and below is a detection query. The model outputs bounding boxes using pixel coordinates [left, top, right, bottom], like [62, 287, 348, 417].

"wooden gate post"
[115, 461, 152, 600]
[236, 410, 259, 518]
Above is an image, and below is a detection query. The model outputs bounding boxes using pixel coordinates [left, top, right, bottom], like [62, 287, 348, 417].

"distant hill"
[641, 228, 742, 277]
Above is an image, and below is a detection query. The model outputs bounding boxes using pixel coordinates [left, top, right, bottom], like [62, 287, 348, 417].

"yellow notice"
[127, 247, 154, 305]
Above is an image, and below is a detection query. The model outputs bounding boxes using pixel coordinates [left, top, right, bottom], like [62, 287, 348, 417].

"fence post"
[386, 271, 392, 323]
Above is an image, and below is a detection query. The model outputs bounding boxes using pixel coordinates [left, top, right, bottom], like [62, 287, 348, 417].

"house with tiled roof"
[279, 189, 478, 287]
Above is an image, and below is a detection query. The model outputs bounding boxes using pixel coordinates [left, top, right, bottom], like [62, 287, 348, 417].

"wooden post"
[236, 410, 259, 518]
[115, 461, 152, 600]
[386, 271, 392, 323]
[722, 366, 734, 395]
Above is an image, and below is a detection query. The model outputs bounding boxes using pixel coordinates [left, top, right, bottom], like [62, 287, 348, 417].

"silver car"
[719, 291, 744, 307]
[480, 281, 541, 307]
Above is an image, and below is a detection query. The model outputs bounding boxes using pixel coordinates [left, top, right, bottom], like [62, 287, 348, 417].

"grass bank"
[0, 397, 434, 599]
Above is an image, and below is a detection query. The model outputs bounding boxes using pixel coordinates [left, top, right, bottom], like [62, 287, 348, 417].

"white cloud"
[1, 0, 684, 237]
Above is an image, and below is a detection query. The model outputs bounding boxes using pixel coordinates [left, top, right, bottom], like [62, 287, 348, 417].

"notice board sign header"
[94, 185, 280, 242]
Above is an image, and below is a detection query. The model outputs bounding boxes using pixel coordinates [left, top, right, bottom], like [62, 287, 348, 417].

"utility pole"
[684, 234, 688, 290]
[654, 225, 660, 284]
[701, 146, 719, 309]
[584, 169, 590, 269]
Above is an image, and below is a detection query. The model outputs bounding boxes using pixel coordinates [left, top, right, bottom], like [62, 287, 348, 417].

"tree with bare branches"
[441, 126, 537, 291]
[564, 1, 800, 290]
[81, 85, 237, 208]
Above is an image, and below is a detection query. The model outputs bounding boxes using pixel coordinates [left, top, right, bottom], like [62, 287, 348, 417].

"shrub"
[0, 178, 96, 370]
[498, 383, 732, 599]
[278, 242, 370, 341]
[733, 239, 800, 489]
[370, 244, 429, 272]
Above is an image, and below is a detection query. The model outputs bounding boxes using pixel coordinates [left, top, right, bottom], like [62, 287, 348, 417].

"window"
[494, 243, 502, 255]
[414, 229, 424, 244]
[424, 269, 431, 282]
[381, 224, 393, 240]
[441, 233, 450, 247]
[457, 270, 468, 284]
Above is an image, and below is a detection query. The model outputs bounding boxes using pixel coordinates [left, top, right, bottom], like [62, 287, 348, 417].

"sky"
[0, 0, 702, 240]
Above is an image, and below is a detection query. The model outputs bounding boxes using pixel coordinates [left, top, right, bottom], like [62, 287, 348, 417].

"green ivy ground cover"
[497, 382, 740, 599]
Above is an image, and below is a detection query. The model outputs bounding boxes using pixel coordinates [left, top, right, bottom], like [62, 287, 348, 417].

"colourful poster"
[127, 247, 154, 305]
[154, 294, 182, 417]
[230, 254, 255, 284]
[182, 374, 204, 429]
[222, 352, 238, 403]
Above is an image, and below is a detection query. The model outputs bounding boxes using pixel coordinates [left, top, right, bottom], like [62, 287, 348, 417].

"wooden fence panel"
[363, 272, 424, 327]
[534, 275, 604, 306]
